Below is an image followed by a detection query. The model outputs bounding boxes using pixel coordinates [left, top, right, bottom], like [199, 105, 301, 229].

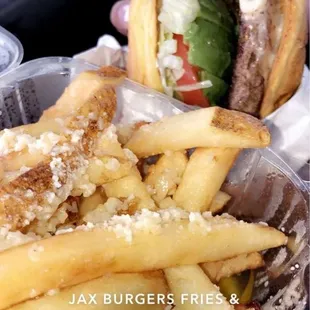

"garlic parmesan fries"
[0, 66, 286, 310]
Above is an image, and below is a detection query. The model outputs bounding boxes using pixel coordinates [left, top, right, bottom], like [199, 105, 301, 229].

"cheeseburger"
[128, 0, 307, 117]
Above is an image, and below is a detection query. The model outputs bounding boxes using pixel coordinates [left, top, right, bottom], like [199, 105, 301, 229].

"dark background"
[0, 0, 127, 62]
[0, 0, 308, 64]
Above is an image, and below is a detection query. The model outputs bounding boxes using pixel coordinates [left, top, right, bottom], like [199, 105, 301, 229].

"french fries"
[165, 265, 233, 310]
[0, 67, 289, 310]
[0, 70, 127, 229]
[8, 272, 168, 310]
[145, 151, 188, 203]
[201, 253, 265, 283]
[41, 69, 125, 121]
[209, 191, 232, 214]
[174, 148, 239, 212]
[0, 214, 286, 309]
[103, 175, 156, 211]
[125, 107, 271, 158]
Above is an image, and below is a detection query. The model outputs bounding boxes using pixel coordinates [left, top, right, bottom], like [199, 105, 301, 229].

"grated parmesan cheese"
[73, 172, 96, 197]
[46, 288, 60, 296]
[0, 226, 41, 252]
[88, 112, 98, 120]
[50, 157, 65, 189]
[0, 130, 62, 156]
[24, 190, 34, 199]
[28, 243, 44, 262]
[189, 212, 212, 233]
[55, 228, 74, 235]
[50, 143, 73, 156]
[104, 125, 118, 142]
[104, 158, 120, 171]
[45, 192, 56, 204]
[70, 208, 241, 244]
[32, 132, 62, 154]
[123, 148, 138, 164]
[29, 289, 37, 298]
[70, 130, 84, 144]
[20, 166, 31, 174]
[75, 116, 89, 128]
[24, 210, 36, 222]
[0, 129, 19, 155]
[84, 197, 129, 224]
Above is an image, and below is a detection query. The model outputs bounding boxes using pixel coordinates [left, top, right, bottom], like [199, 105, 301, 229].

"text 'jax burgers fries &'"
[128, 0, 308, 117]
[0, 67, 291, 310]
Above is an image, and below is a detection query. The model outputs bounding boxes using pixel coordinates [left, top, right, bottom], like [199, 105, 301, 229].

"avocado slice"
[200, 71, 228, 106]
[172, 0, 236, 106]
[188, 43, 231, 77]
[185, 18, 234, 53]
[199, 0, 234, 24]
[198, 5, 234, 33]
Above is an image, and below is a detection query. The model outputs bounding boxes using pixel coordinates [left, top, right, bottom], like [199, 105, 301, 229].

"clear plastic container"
[0, 57, 308, 309]
[0, 26, 23, 76]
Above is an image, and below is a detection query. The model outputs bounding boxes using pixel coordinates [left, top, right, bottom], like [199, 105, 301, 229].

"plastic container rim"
[0, 25, 24, 76]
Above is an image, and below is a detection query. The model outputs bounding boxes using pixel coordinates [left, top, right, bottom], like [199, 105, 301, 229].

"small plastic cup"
[0, 25, 23, 77]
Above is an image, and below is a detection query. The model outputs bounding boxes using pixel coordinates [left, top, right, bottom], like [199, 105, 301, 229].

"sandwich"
[127, 0, 308, 118]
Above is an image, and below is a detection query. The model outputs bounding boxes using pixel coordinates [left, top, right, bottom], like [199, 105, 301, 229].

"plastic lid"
[0, 25, 23, 76]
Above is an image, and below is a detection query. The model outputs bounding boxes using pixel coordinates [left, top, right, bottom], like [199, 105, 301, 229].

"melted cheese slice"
[239, 0, 267, 14]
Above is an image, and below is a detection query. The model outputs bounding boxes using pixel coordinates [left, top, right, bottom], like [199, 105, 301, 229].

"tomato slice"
[173, 34, 209, 107]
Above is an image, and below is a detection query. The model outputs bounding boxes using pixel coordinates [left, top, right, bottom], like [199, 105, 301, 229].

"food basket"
[0, 57, 308, 310]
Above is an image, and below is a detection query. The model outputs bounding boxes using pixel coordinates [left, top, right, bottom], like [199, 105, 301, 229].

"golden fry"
[165, 265, 233, 310]
[125, 107, 270, 158]
[145, 151, 188, 203]
[79, 188, 107, 219]
[8, 272, 167, 310]
[41, 70, 124, 121]
[174, 148, 239, 212]
[201, 253, 265, 283]
[87, 157, 133, 185]
[104, 175, 156, 211]
[0, 215, 286, 309]
[210, 191, 231, 214]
